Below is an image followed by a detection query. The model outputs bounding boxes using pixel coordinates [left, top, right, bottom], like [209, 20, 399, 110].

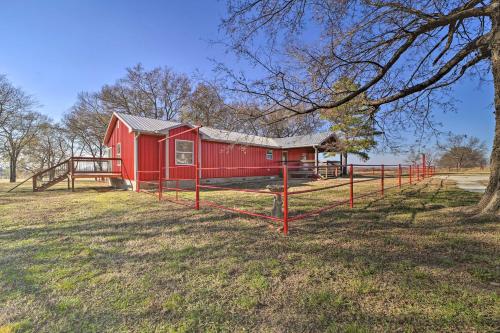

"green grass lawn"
[0, 177, 498, 332]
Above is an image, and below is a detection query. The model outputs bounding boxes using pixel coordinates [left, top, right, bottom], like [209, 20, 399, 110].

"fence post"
[283, 164, 288, 235]
[349, 164, 354, 208]
[409, 165, 412, 185]
[417, 164, 420, 181]
[422, 154, 426, 178]
[381, 164, 384, 195]
[398, 164, 402, 189]
[195, 127, 200, 210]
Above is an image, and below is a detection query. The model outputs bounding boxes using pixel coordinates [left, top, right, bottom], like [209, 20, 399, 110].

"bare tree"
[182, 82, 230, 127]
[406, 147, 438, 168]
[100, 63, 191, 120]
[19, 121, 73, 176]
[220, 0, 499, 215]
[234, 103, 323, 137]
[183, 82, 323, 136]
[437, 134, 488, 169]
[0, 75, 33, 129]
[64, 92, 110, 160]
[0, 110, 44, 182]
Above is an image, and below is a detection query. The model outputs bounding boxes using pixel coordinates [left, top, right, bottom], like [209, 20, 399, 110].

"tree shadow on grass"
[0, 178, 497, 331]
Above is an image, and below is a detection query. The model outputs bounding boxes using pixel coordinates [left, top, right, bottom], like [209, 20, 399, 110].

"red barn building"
[103, 112, 338, 190]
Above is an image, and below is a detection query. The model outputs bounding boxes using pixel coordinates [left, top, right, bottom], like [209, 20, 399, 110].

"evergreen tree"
[321, 78, 378, 174]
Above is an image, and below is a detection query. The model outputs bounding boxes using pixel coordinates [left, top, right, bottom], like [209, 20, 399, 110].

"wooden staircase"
[8, 157, 122, 192]
[32, 159, 71, 192]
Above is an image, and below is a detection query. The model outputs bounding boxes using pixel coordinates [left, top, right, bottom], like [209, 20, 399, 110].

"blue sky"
[0, 0, 495, 163]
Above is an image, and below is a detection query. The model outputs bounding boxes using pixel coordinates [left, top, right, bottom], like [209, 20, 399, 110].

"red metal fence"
[136, 126, 435, 235]
[139, 162, 435, 236]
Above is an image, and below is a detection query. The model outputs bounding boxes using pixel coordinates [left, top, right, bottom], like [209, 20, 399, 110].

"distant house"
[103, 112, 338, 190]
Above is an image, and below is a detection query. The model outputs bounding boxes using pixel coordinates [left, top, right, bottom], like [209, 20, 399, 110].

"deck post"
[398, 164, 402, 189]
[349, 164, 354, 208]
[195, 127, 200, 210]
[314, 146, 319, 177]
[283, 164, 288, 235]
[70, 158, 75, 192]
[381, 164, 384, 196]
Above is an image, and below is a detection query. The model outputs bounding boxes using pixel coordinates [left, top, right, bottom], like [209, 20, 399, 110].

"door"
[281, 151, 288, 164]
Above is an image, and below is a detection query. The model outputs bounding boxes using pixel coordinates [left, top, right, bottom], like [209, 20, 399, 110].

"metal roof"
[199, 127, 278, 147]
[111, 112, 335, 148]
[273, 132, 334, 148]
[115, 113, 182, 133]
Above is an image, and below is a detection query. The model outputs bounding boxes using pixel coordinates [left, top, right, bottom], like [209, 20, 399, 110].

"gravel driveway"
[436, 175, 489, 193]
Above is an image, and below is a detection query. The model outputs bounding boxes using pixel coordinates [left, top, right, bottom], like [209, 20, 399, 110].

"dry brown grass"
[0, 177, 498, 332]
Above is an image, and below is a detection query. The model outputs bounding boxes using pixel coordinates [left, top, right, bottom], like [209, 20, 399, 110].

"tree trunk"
[342, 152, 348, 176]
[9, 158, 16, 183]
[478, 7, 500, 215]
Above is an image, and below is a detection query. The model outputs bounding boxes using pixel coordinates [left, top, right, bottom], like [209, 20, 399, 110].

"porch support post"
[165, 131, 169, 180]
[314, 146, 319, 176]
[134, 133, 139, 192]
[198, 132, 202, 179]
[195, 127, 200, 210]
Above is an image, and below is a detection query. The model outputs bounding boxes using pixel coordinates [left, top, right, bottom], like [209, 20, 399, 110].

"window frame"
[266, 149, 273, 160]
[116, 143, 121, 166]
[175, 139, 194, 166]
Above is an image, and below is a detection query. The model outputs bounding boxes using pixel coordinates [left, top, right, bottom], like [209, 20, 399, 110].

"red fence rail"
[137, 162, 435, 236]
[136, 127, 436, 235]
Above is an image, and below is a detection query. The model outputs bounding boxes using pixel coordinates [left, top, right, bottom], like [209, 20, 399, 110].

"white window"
[266, 149, 273, 160]
[175, 140, 194, 165]
[116, 143, 121, 166]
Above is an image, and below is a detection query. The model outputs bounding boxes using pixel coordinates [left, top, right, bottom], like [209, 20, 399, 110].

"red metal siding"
[132, 124, 317, 181]
[138, 134, 163, 181]
[108, 119, 135, 180]
[200, 141, 282, 179]
[286, 147, 315, 162]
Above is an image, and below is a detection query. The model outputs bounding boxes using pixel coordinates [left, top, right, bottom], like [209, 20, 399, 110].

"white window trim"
[175, 139, 194, 166]
[116, 143, 121, 166]
[266, 149, 273, 160]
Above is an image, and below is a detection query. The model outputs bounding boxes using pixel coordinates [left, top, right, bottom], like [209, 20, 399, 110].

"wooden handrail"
[7, 156, 123, 193]
[7, 175, 35, 192]
[33, 159, 71, 178]
[71, 157, 122, 161]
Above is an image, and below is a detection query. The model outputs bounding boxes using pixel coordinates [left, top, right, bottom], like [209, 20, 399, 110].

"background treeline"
[0, 64, 489, 182]
[0, 65, 321, 182]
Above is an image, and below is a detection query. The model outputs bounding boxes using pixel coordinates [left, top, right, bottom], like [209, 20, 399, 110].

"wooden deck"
[6, 157, 124, 192]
